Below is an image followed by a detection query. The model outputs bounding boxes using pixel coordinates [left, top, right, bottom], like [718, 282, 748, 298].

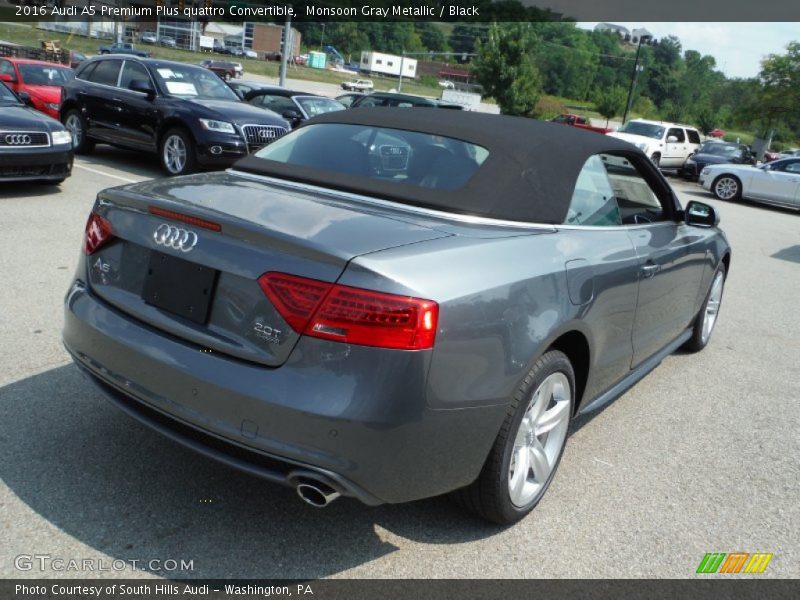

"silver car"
[63, 109, 730, 524]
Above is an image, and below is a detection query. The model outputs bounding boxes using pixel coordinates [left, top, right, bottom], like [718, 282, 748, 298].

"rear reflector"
[258, 272, 438, 350]
[83, 212, 114, 255]
[148, 206, 222, 232]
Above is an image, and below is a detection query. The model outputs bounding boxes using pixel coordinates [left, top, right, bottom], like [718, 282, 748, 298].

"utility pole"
[279, 11, 291, 87]
[622, 35, 651, 125]
[397, 50, 406, 92]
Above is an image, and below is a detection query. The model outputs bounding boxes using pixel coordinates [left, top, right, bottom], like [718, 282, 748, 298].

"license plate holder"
[142, 251, 218, 325]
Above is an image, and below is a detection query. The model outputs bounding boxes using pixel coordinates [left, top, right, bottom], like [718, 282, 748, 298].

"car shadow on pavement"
[0, 183, 65, 198]
[77, 146, 163, 180]
[0, 365, 504, 579]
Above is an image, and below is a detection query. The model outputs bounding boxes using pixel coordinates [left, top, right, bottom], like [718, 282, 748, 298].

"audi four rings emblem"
[4, 134, 32, 145]
[153, 224, 198, 253]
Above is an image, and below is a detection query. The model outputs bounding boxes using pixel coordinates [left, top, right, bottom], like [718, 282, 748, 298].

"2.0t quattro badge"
[153, 224, 198, 253]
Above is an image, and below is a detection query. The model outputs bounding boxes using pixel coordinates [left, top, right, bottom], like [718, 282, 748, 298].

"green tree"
[694, 106, 717, 135]
[757, 42, 800, 137]
[473, 23, 542, 116]
[594, 85, 627, 126]
[415, 22, 449, 53]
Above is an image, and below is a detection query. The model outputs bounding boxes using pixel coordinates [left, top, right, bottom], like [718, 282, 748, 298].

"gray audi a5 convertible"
[64, 108, 730, 524]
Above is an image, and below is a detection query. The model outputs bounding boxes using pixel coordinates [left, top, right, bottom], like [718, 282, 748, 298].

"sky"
[577, 22, 799, 79]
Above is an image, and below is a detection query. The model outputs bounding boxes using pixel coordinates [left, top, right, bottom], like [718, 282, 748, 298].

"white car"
[438, 80, 455, 89]
[699, 157, 800, 209]
[232, 62, 243, 78]
[244, 49, 258, 59]
[609, 119, 702, 168]
[341, 79, 374, 92]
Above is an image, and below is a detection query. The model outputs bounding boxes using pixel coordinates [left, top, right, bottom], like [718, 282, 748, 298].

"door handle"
[641, 263, 660, 278]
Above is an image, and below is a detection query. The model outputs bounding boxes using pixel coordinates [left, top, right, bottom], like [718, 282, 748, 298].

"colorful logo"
[696, 552, 773, 574]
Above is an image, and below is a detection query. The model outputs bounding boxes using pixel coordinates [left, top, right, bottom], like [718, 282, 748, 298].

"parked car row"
[0, 79, 73, 184]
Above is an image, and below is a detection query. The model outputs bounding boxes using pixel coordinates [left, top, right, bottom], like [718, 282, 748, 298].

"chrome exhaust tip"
[296, 482, 341, 508]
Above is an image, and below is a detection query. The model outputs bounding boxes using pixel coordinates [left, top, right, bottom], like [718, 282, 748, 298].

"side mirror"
[685, 201, 719, 227]
[281, 109, 302, 126]
[17, 90, 33, 106]
[666, 135, 679, 143]
[129, 79, 155, 97]
[0, 73, 15, 83]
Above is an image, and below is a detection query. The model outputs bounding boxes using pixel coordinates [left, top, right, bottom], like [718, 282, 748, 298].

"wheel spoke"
[528, 378, 552, 424]
[509, 446, 529, 500]
[515, 415, 531, 446]
[535, 398, 569, 436]
[529, 439, 551, 484]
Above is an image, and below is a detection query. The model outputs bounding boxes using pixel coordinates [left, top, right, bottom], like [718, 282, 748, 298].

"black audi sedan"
[59, 57, 289, 176]
[0, 81, 73, 184]
[681, 141, 756, 180]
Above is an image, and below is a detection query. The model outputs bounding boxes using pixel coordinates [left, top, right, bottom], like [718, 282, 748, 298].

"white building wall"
[360, 52, 417, 78]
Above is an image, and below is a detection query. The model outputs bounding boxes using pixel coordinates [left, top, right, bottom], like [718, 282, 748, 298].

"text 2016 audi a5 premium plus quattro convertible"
[63, 109, 730, 524]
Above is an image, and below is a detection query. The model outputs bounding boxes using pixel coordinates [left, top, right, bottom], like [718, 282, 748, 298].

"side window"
[0, 60, 14, 78]
[89, 60, 122, 87]
[357, 96, 387, 107]
[566, 155, 621, 226]
[76, 62, 97, 81]
[783, 161, 800, 174]
[686, 129, 701, 144]
[119, 61, 150, 91]
[600, 154, 666, 224]
[667, 128, 686, 143]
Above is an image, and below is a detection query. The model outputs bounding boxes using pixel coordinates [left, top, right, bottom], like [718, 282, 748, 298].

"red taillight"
[83, 212, 114, 255]
[258, 272, 332, 333]
[258, 272, 439, 350]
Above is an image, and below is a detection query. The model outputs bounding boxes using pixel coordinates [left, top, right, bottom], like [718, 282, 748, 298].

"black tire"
[711, 174, 742, 201]
[453, 350, 575, 525]
[159, 128, 197, 176]
[650, 153, 661, 168]
[684, 262, 727, 352]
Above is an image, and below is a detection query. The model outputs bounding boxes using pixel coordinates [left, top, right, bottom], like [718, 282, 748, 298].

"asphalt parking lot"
[1, 152, 798, 579]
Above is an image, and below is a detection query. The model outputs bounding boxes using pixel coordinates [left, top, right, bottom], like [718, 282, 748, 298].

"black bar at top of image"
[1, 0, 800, 22]
[2, 579, 800, 600]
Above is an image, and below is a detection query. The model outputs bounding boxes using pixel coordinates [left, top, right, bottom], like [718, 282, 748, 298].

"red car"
[709, 128, 726, 138]
[0, 57, 73, 120]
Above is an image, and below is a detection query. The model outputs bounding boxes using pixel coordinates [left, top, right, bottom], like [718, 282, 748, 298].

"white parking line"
[73, 162, 140, 184]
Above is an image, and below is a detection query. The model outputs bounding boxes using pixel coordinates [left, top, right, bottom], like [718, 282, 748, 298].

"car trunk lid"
[86, 171, 451, 367]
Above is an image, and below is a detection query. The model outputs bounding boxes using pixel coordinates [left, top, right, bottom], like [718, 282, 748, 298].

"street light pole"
[622, 35, 650, 125]
[279, 11, 291, 87]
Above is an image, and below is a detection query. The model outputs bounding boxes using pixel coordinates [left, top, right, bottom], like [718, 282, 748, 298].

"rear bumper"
[63, 280, 506, 504]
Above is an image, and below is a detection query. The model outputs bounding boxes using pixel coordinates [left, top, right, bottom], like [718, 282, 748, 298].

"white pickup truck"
[341, 79, 374, 92]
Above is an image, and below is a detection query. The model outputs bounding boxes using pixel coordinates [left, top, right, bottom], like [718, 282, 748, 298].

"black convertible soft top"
[234, 107, 642, 224]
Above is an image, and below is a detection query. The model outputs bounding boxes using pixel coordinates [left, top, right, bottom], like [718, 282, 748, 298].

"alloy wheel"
[714, 177, 739, 200]
[701, 271, 725, 344]
[508, 372, 571, 507]
[163, 134, 187, 174]
[65, 114, 82, 147]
